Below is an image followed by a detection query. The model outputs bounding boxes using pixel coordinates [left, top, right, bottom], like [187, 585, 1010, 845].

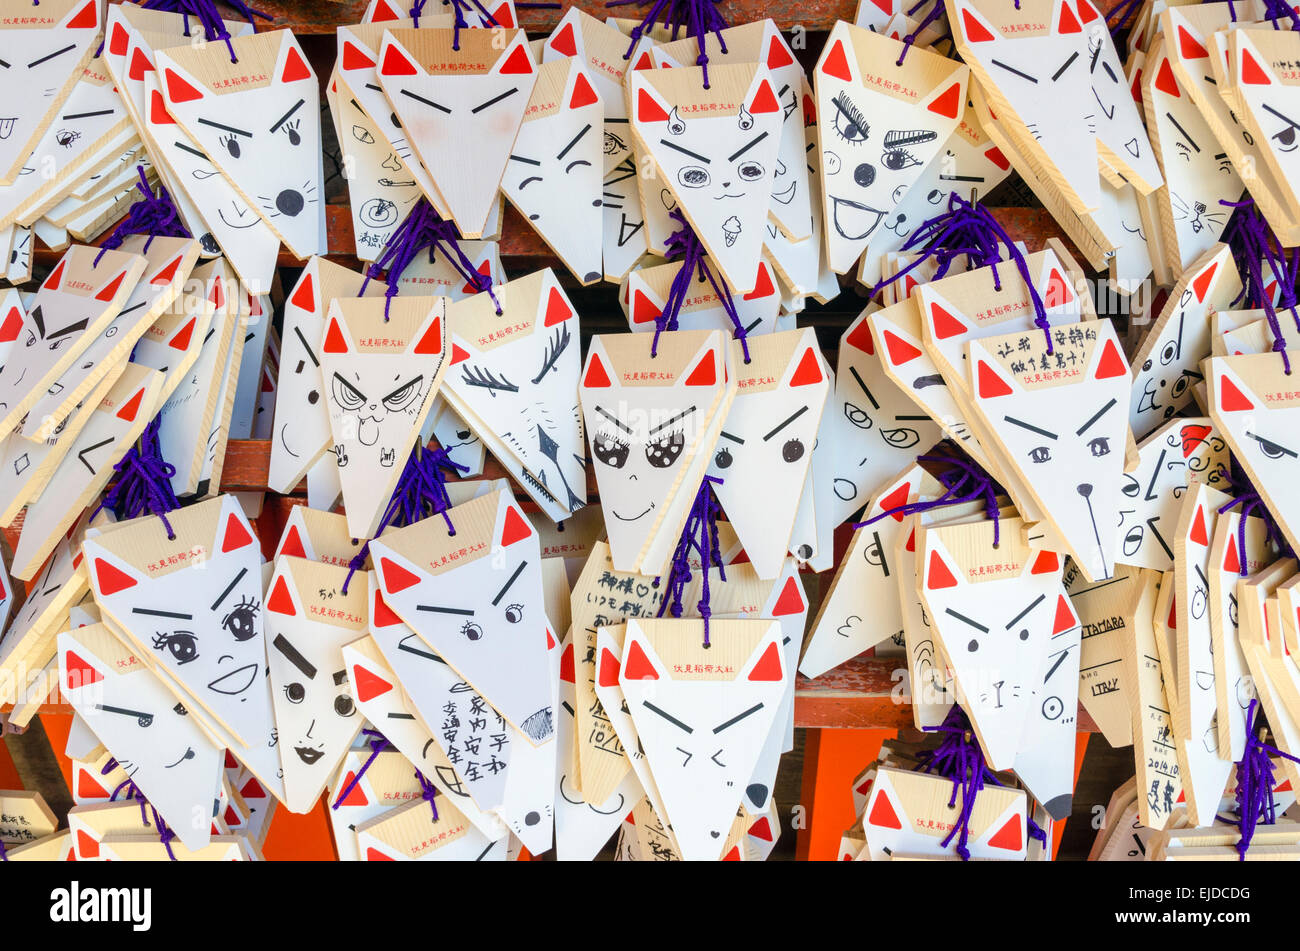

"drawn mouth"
[295, 746, 324, 765]
[217, 207, 262, 230]
[0, 118, 14, 139]
[359, 416, 380, 446]
[164, 747, 195, 768]
[714, 193, 745, 200]
[832, 197, 884, 241]
[279, 423, 300, 458]
[612, 502, 654, 521]
[208, 663, 259, 695]
[771, 181, 796, 205]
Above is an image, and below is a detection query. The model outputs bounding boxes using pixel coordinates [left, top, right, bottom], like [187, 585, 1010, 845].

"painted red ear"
[867, 789, 902, 829]
[499, 505, 532, 547]
[583, 352, 612, 387]
[164, 68, 203, 103]
[267, 575, 296, 615]
[598, 647, 621, 687]
[381, 44, 417, 76]
[0, 306, 21, 343]
[1030, 550, 1059, 574]
[550, 21, 577, 56]
[149, 88, 174, 125]
[372, 589, 404, 627]
[353, 663, 393, 702]
[78, 767, 108, 799]
[984, 146, 1009, 170]
[109, 22, 129, 56]
[1052, 594, 1076, 635]
[323, 317, 348, 353]
[722, 846, 741, 861]
[64, 650, 104, 688]
[128, 45, 155, 83]
[1224, 534, 1241, 574]
[976, 360, 1012, 398]
[637, 87, 670, 123]
[544, 286, 572, 326]
[1192, 261, 1218, 303]
[1217, 375, 1254, 412]
[927, 82, 961, 119]
[414, 313, 442, 355]
[878, 481, 912, 521]
[43, 261, 65, 290]
[290, 273, 315, 312]
[451, 343, 471, 365]
[95, 558, 137, 595]
[1094, 338, 1127, 379]
[151, 255, 184, 286]
[623, 638, 659, 680]
[569, 70, 599, 109]
[341, 42, 375, 72]
[988, 813, 1023, 850]
[961, 7, 996, 41]
[366, 847, 396, 861]
[632, 289, 661, 325]
[683, 350, 717, 386]
[94, 271, 128, 302]
[279, 525, 307, 559]
[1189, 506, 1209, 547]
[169, 317, 196, 350]
[372, 0, 403, 21]
[789, 347, 823, 386]
[1044, 268, 1073, 308]
[1167, 593, 1178, 630]
[281, 46, 312, 83]
[767, 34, 794, 69]
[1177, 25, 1208, 59]
[749, 816, 774, 841]
[930, 303, 967, 339]
[1153, 57, 1181, 97]
[927, 550, 958, 589]
[209, 275, 225, 309]
[821, 39, 851, 80]
[1058, 1, 1082, 33]
[560, 643, 576, 683]
[749, 79, 779, 114]
[221, 512, 254, 552]
[771, 575, 805, 616]
[844, 318, 875, 354]
[1241, 47, 1271, 84]
[883, 330, 922, 365]
[742, 261, 775, 301]
[66, 0, 98, 30]
[497, 43, 533, 75]
[748, 641, 783, 681]
[77, 829, 101, 860]
[335, 772, 369, 807]
[115, 387, 146, 422]
[380, 557, 421, 593]
[633, 50, 653, 70]
[492, 3, 516, 28]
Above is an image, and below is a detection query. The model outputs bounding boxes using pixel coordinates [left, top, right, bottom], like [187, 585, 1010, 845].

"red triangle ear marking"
[77, 829, 101, 859]
[0, 306, 21, 343]
[221, 512, 254, 552]
[1224, 535, 1241, 574]
[115, 387, 146, 422]
[1094, 338, 1127, 378]
[151, 255, 184, 286]
[267, 575, 296, 615]
[95, 558, 137, 596]
[290, 273, 316, 312]
[241, 777, 265, 798]
[109, 22, 129, 56]
[569, 70, 599, 109]
[169, 317, 196, 350]
[341, 41, 376, 71]
[984, 146, 1009, 170]
[632, 289, 661, 325]
[879, 482, 912, 521]
[281, 46, 312, 83]
[927, 550, 958, 589]
[928, 82, 961, 119]
[373, 0, 403, 21]
[451, 343, 471, 365]
[1177, 25, 1208, 59]
[94, 271, 128, 302]
[1218, 375, 1253, 412]
[976, 360, 1013, 398]
[1053, 594, 1076, 635]
[789, 347, 823, 386]
[821, 39, 851, 81]
[1189, 506, 1209, 547]
[65, 649, 104, 688]
[844, 318, 875, 354]
[149, 88, 174, 125]
[1192, 261, 1218, 303]
[583, 353, 612, 388]
[1058, 2, 1082, 33]
[280, 525, 307, 559]
[372, 589, 404, 627]
[771, 576, 805, 616]
[637, 87, 670, 123]
[500, 505, 532, 547]
[748, 641, 784, 681]
[560, 643, 576, 683]
[684, 350, 717, 386]
[128, 47, 155, 83]
[749, 79, 779, 114]
[67, 0, 98, 30]
[550, 22, 577, 56]
[414, 314, 443, 355]
[380, 557, 421, 593]
[43, 261, 65, 290]
[544, 286, 572, 326]
[366, 847, 395, 861]
[623, 639, 659, 680]
[750, 816, 774, 841]
[742, 262, 775, 301]
[353, 664, 393, 703]
[1030, 551, 1059, 575]
[722, 845, 741, 860]
[381, 44, 417, 76]
[164, 68, 203, 103]
[598, 647, 622, 687]
[1242, 47, 1271, 84]
[78, 768, 109, 799]
[930, 303, 967, 339]
[1154, 58, 1180, 97]
[883, 330, 922, 365]
[867, 790, 902, 829]
[1044, 268, 1072, 308]
[767, 34, 794, 69]
[498, 43, 533, 75]
[1079, 0, 1100, 22]
[962, 8, 996, 41]
[988, 813, 1023, 850]
[323, 317, 348, 353]
[336, 772, 369, 807]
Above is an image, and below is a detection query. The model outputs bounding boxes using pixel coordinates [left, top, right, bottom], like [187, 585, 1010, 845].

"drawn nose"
[722, 181, 732, 188]
[306, 719, 316, 738]
[854, 163, 875, 187]
[276, 189, 305, 216]
[1077, 483, 1093, 498]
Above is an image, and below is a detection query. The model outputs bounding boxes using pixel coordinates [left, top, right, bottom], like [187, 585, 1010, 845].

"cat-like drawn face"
[270, 631, 357, 768]
[330, 366, 425, 449]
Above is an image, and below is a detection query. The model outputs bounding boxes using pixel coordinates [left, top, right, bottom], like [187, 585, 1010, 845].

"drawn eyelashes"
[461, 364, 519, 395]
[593, 427, 684, 469]
[1246, 431, 1299, 460]
[219, 133, 241, 159]
[831, 92, 868, 145]
[221, 596, 260, 642]
[152, 630, 199, 665]
[530, 323, 570, 385]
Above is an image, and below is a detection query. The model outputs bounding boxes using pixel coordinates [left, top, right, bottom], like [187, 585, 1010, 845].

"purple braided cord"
[607, 0, 728, 85]
[140, 0, 272, 62]
[657, 208, 751, 362]
[1233, 699, 1300, 859]
[656, 474, 726, 647]
[93, 166, 191, 266]
[363, 198, 501, 319]
[1106, 0, 1143, 38]
[856, 441, 1004, 546]
[93, 416, 182, 540]
[1215, 463, 1293, 575]
[341, 445, 469, 595]
[897, 0, 947, 65]
[414, 769, 441, 822]
[1219, 198, 1299, 375]
[149, 805, 179, 861]
[331, 729, 392, 809]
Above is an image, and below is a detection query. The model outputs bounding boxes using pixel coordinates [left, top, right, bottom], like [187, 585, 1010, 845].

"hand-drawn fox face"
[330, 366, 425, 448]
[270, 628, 358, 768]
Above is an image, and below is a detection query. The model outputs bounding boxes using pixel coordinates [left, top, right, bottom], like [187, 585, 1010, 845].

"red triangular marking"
[1053, 594, 1076, 635]
[366, 847, 395, 861]
[883, 330, 922, 365]
[771, 576, 805, 616]
[598, 647, 621, 687]
[381, 44, 417, 76]
[789, 347, 823, 386]
[267, 575, 296, 615]
[1095, 338, 1127, 378]
[742, 262, 775, 301]
[962, 8, 996, 41]
[1192, 261, 1218, 302]
[844, 318, 875, 354]
[1154, 58, 1180, 98]
[928, 82, 961, 119]
[551, 22, 577, 56]
[498, 43, 533, 75]
[867, 791, 902, 829]
[381, 557, 421, 593]
[221, 512, 253, 553]
[67, 0, 98, 30]
[241, 777, 265, 799]
[280, 525, 306, 559]
[750, 816, 773, 841]
[335, 771, 369, 807]
[749, 79, 779, 114]
[149, 88, 174, 125]
[767, 35, 794, 69]
[984, 145, 1009, 170]
[879, 481, 911, 521]
[977, 360, 1012, 398]
[930, 303, 967, 339]
[1031, 550, 1059, 575]
[290, 273, 315, 312]
[151, 255, 184, 286]
[583, 353, 611, 388]
[94, 271, 127, 302]
[65, 650, 103, 687]
[109, 22, 129, 57]
[164, 68, 203, 103]
[128, 46, 154, 82]
[0, 306, 21, 342]
[748, 641, 783, 681]
[322, 318, 348, 353]
[372, 0, 402, 20]
[115, 387, 145, 422]
[684, 351, 717, 386]
[451, 343, 471, 365]
[77, 829, 100, 859]
[1224, 535, 1241, 574]
[544, 286, 572, 326]
[78, 768, 108, 799]
[414, 314, 442, 355]
[281, 46, 311, 83]
[500, 505, 532, 547]
[637, 87, 670, 122]
[722, 846, 740, 860]
[821, 39, 851, 80]
[988, 814, 1023, 850]
[927, 550, 958, 589]
[1079, 0, 1100, 22]
[342, 41, 376, 71]
[560, 643, 576, 683]
[623, 639, 658, 680]
[1178, 25, 1208, 59]
[353, 664, 393, 703]
[1059, 2, 1082, 33]
[372, 589, 404, 628]
[169, 317, 196, 350]
[1189, 507, 1209, 547]
[94, 559, 136, 596]
[1218, 375, 1253, 412]
[632, 289, 661, 324]
[570, 70, 599, 109]
[1242, 47, 1271, 84]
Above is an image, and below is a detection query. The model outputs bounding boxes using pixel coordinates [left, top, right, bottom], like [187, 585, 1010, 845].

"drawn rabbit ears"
[816, 19, 967, 117]
[87, 495, 259, 595]
[603, 618, 786, 685]
[322, 296, 446, 356]
[582, 329, 728, 392]
[951, 0, 1099, 44]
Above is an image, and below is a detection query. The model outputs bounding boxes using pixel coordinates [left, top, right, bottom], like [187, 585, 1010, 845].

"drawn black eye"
[782, 438, 804, 463]
[284, 120, 301, 147]
[714, 447, 733, 469]
[152, 631, 198, 665]
[593, 434, 629, 468]
[462, 621, 483, 641]
[331, 372, 367, 411]
[1029, 446, 1052, 464]
[737, 161, 764, 181]
[967, 639, 979, 652]
[1257, 437, 1289, 459]
[1274, 126, 1298, 153]
[504, 603, 524, 624]
[678, 165, 710, 188]
[1018, 628, 1029, 641]
[382, 376, 423, 412]
[220, 134, 241, 159]
[832, 92, 868, 144]
[334, 695, 356, 717]
[646, 430, 685, 468]
[221, 596, 260, 642]
[1160, 340, 1178, 365]
[844, 402, 872, 430]
[1088, 437, 1111, 457]
[882, 149, 918, 171]
[285, 683, 305, 703]
[24, 330, 35, 347]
